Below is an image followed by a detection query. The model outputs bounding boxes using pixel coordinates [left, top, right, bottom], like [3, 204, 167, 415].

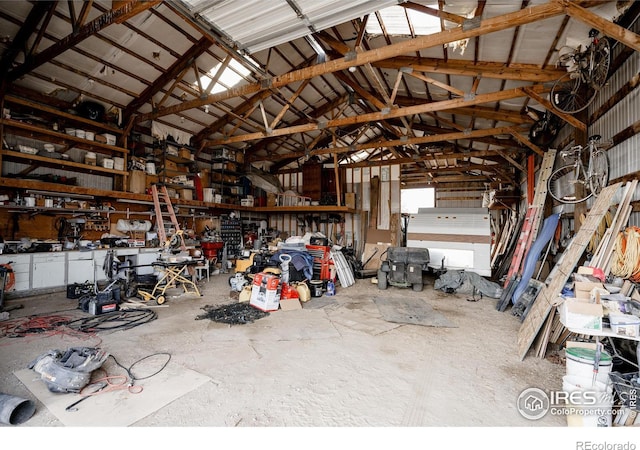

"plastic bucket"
[562, 375, 613, 427]
[310, 280, 323, 297]
[566, 347, 612, 384]
[203, 188, 214, 203]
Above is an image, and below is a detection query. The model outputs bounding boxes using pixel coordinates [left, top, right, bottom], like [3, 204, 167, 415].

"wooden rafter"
[374, 56, 566, 82]
[137, 2, 566, 123]
[123, 36, 211, 121]
[206, 84, 545, 147]
[8, 0, 162, 81]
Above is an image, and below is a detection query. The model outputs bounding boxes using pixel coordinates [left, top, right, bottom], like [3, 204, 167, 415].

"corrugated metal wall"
[548, 30, 640, 224]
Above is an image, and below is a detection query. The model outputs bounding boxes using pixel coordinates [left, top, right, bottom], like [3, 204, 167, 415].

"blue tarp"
[511, 213, 560, 304]
[269, 249, 315, 281]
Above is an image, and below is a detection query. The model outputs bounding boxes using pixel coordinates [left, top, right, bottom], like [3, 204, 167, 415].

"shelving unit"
[210, 147, 244, 205]
[153, 140, 196, 199]
[0, 95, 129, 192]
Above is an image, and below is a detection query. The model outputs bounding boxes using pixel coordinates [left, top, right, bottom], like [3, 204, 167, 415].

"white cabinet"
[0, 254, 31, 292]
[32, 253, 66, 289]
[135, 248, 162, 275]
[92, 250, 109, 283]
[67, 251, 96, 284]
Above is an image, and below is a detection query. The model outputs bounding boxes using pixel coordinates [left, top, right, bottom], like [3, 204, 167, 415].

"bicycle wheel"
[547, 164, 592, 204]
[550, 71, 596, 114]
[589, 150, 609, 197]
[590, 37, 611, 90]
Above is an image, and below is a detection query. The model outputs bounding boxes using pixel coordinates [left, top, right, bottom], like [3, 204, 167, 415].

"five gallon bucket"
[0, 393, 36, 425]
[310, 280, 323, 297]
[562, 375, 614, 427]
[566, 347, 612, 384]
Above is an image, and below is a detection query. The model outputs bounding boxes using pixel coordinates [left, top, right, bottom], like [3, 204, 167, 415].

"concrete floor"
[1, 271, 571, 429]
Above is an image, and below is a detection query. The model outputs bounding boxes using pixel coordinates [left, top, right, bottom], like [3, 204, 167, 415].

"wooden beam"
[255, 125, 526, 162]
[522, 86, 586, 132]
[205, 85, 543, 147]
[137, 1, 565, 122]
[402, 1, 467, 25]
[508, 127, 545, 157]
[563, 1, 640, 52]
[123, 36, 211, 120]
[8, 0, 162, 81]
[0, 1, 57, 80]
[405, 70, 466, 97]
[373, 56, 567, 82]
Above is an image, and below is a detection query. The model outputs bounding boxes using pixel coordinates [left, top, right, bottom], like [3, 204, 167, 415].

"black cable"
[108, 352, 171, 386]
[66, 308, 157, 333]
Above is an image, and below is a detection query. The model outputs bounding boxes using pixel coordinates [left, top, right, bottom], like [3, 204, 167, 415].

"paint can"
[310, 280, 323, 297]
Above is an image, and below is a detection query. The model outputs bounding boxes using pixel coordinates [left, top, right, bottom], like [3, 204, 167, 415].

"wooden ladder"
[151, 184, 186, 251]
[502, 149, 557, 287]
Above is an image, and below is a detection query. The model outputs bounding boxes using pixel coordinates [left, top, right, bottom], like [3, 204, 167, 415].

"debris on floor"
[195, 302, 269, 324]
[434, 270, 503, 298]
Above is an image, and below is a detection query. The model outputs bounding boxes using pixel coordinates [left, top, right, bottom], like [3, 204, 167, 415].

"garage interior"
[1, 0, 640, 436]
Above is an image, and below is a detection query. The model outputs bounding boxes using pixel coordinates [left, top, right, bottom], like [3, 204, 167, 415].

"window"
[401, 187, 435, 213]
[197, 58, 254, 94]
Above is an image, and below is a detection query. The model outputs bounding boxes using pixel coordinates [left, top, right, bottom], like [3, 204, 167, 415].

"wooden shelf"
[1, 119, 128, 155]
[252, 205, 357, 213]
[5, 94, 124, 135]
[1, 149, 126, 176]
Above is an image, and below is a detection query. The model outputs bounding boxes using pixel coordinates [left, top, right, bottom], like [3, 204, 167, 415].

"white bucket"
[203, 188, 214, 203]
[102, 158, 114, 169]
[562, 375, 614, 427]
[566, 347, 613, 384]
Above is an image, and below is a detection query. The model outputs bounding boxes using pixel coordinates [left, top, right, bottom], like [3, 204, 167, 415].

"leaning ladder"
[503, 149, 557, 287]
[151, 184, 186, 251]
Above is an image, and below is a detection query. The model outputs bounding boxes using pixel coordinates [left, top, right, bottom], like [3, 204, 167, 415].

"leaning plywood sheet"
[517, 182, 622, 361]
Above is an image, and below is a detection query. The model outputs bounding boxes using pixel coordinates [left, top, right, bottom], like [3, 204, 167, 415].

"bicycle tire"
[547, 164, 592, 204]
[589, 150, 609, 197]
[550, 71, 596, 114]
[590, 37, 611, 90]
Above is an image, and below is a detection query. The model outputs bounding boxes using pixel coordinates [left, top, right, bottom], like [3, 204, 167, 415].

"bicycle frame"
[548, 135, 609, 204]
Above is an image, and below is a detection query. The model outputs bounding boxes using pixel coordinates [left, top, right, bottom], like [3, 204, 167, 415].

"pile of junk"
[225, 234, 351, 303]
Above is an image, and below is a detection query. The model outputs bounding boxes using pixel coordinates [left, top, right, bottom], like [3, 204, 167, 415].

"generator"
[377, 247, 430, 292]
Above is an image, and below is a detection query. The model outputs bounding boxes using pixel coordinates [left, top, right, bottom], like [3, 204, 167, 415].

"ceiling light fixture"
[348, 66, 357, 73]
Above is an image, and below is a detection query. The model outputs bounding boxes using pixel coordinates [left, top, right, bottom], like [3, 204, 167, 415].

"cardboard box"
[179, 189, 193, 201]
[100, 133, 116, 145]
[279, 298, 302, 311]
[250, 272, 282, 312]
[146, 174, 159, 189]
[560, 298, 603, 331]
[574, 281, 605, 300]
[179, 147, 192, 160]
[163, 160, 178, 172]
[128, 170, 146, 194]
[345, 192, 356, 209]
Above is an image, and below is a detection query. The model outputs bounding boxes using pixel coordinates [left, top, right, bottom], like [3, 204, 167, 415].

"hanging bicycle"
[550, 28, 610, 114]
[547, 134, 609, 204]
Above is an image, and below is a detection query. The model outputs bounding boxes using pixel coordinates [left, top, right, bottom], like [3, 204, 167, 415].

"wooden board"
[517, 182, 622, 361]
[362, 242, 391, 270]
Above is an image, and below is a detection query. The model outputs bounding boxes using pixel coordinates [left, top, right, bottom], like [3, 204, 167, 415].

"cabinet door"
[302, 163, 322, 200]
[67, 252, 96, 284]
[0, 254, 31, 292]
[32, 254, 66, 289]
